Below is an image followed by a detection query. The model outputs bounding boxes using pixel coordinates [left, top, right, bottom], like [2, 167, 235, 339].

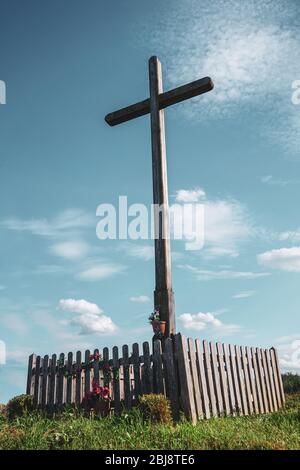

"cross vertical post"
[105, 57, 214, 339]
[149, 56, 175, 337]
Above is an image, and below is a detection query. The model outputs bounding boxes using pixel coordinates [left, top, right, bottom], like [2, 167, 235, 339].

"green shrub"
[139, 394, 172, 424]
[6, 394, 35, 420]
[282, 373, 300, 394]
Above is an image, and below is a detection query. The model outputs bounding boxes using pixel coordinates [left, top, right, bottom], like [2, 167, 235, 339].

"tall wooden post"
[149, 56, 175, 337]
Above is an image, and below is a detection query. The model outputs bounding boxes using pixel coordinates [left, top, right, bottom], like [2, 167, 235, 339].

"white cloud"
[274, 335, 300, 371]
[130, 295, 151, 303]
[171, 191, 253, 258]
[71, 313, 117, 335]
[179, 264, 270, 281]
[50, 241, 90, 260]
[260, 175, 290, 187]
[257, 247, 300, 272]
[77, 263, 124, 281]
[1, 208, 94, 238]
[148, 0, 300, 154]
[58, 298, 102, 315]
[232, 291, 255, 299]
[278, 230, 300, 243]
[175, 188, 206, 202]
[58, 298, 117, 335]
[179, 311, 241, 335]
[121, 243, 154, 261]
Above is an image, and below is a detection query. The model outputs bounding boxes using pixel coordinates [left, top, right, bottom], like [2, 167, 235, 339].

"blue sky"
[1, 0, 300, 403]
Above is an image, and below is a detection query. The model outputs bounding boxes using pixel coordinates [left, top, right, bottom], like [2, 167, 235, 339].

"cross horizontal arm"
[105, 76, 214, 126]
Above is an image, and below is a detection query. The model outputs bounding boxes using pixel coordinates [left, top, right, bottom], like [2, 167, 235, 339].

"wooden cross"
[105, 56, 214, 337]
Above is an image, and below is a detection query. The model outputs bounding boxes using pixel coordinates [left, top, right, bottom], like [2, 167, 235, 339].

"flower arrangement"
[148, 309, 166, 337]
[148, 309, 160, 323]
[85, 379, 110, 403]
[83, 379, 111, 417]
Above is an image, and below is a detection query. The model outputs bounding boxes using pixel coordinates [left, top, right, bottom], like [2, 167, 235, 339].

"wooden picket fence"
[26, 333, 285, 422]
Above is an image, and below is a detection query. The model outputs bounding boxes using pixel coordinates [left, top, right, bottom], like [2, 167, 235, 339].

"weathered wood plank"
[210, 342, 223, 416]
[246, 346, 259, 414]
[270, 348, 282, 409]
[203, 340, 217, 417]
[66, 352, 73, 405]
[105, 77, 213, 126]
[241, 346, 253, 414]
[235, 345, 248, 415]
[93, 349, 100, 384]
[49, 354, 56, 408]
[188, 338, 203, 419]
[255, 348, 268, 413]
[56, 353, 65, 406]
[113, 346, 121, 415]
[265, 349, 278, 411]
[174, 334, 197, 424]
[143, 342, 152, 394]
[272, 347, 285, 405]
[33, 355, 41, 405]
[260, 348, 273, 412]
[26, 354, 36, 396]
[84, 350, 91, 397]
[122, 344, 131, 410]
[132, 343, 142, 400]
[41, 355, 49, 407]
[223, 344, 236, 415]
[229, 345, 242, 415]
[195, 339, 210, 419]
[251, 347, 263, 414]
[163, 337, 180, 421]
[217, 343, 230, 416]
[153, 340, 165, 395]
[75, 351, 82, 406]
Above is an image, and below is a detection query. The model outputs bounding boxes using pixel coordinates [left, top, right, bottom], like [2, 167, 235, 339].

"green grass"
[0, 394, 299, 450]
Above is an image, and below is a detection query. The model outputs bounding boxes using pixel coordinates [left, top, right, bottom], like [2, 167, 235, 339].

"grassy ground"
[0, 394, 299, 450]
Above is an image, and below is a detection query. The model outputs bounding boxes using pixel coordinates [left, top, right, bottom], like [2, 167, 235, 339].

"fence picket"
[132, 343, 142, 400]
[188, 338, 203, 419]
[153, 340, 164, 395]
[26, 354, 36, 396]
[162, 337, 179, 421]
[235, 346, 248, 415]
[260, 348, 273, 412]
[256, 348, 268, 413]
[41, 355, 49, 407]
[246, 346, 259, 414]
[270, 348, 282, 408]
[195, 339, 210, 419]
[203, 340, 217, 417]
[66, 352, 73, 405]
[143, 342, 152, 394]
[75, 351, 82, 406]
[223, 344, 236, 415]
[122, 344, 131, 410]
[84, 350, 90, 398]
[93, 349, 100, 384]
[174, 334, 197, 424]
[250, 347, 263, 414]
[210, 342, 223, 416]
[229, 345, 242, 415]
[56, 353, 65, 407]
[265, 349, 278, 411]
[113, 346, 121, 415]
[241, 346, 253, 414]
[272, 348, 285, 405]
[48, 354, 56, 408]
[217, 343, 230, 416]
[33, 355, 41, 405]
